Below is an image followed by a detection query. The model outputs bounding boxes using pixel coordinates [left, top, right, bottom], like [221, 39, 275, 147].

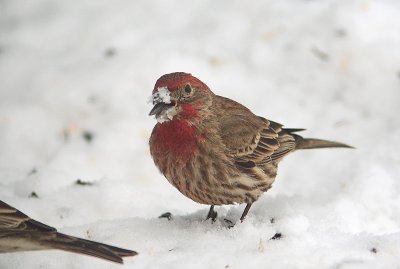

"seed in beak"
[149, 102, 173, 116]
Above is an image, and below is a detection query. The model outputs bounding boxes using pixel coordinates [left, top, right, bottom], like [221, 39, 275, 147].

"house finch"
[149, 72, 352, 222]
[0, 200, 137, 263]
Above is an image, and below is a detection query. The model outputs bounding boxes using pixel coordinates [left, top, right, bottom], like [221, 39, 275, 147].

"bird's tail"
[49, 233, 138, 264]
[295, 137, 353, 150]
[284, 129, 354, 150]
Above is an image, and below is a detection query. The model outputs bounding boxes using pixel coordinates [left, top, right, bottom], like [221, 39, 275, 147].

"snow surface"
[1, 0, 400, 268]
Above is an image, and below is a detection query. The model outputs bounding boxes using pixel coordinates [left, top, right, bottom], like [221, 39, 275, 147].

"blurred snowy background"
[1, 0, 400, 268]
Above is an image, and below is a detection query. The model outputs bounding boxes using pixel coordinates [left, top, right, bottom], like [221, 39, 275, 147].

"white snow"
[155, 106, 177, 124]
[151, 87, 172, 105]
[150, 87, 177, 123]
[1, 0, 400, 268]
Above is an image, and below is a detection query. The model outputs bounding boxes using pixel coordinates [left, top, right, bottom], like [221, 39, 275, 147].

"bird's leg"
[240, 203, 252, 222]
[206, 205, 217, 222]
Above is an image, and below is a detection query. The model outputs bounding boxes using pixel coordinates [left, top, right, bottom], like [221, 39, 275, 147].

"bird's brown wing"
[212, 96, 296, 168]
[0, 200, 29, 230]
[0, 200, 55, 233]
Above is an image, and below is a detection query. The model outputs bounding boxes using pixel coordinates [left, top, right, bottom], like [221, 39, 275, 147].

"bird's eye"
[184, 84, 192, 94]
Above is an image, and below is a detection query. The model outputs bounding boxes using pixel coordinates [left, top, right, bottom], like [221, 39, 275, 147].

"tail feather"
[283, 128, 353, 150]
[0, 200, 138, 263]
[283, 128, 306, 133]
[48, 233, 138, 264]
[294, 136, 354, 150]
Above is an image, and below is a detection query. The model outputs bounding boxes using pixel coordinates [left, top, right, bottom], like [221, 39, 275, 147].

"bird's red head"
[152, 72, 210, 94]
[149, 73, 212, 161]
[149, 72, 213, 123]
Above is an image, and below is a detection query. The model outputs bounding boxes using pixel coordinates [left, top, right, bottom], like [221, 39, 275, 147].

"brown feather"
[149, 73, 353, 220]
[0, 200, 137, 263]
[294, 136, 354, 150]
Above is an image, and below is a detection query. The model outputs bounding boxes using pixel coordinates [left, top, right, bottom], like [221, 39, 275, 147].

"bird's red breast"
[151, 119, 201, 162]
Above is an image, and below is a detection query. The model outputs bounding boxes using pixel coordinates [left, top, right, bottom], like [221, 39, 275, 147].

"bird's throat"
[152, 119, 201, 161]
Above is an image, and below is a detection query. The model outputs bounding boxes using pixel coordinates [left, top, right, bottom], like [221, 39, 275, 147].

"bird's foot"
[205, 205, 218, 222]
[239, 203, 253, 222]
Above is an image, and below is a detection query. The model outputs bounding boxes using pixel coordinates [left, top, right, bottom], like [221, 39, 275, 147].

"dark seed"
[370, 247, 377, 254]
[75, 179, 94, 186]
[29, 191, 39, 198]
[270, 232, 282, 240]
[159, 212, 173, 220]
[28, 168, 37, 176]
[223, 218, 235, 229]
[311, 46, 329, 61]
[82, 131, 94, 142]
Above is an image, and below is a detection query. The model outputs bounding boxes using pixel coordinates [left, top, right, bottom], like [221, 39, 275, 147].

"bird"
[0, 200, 137, 264]
[149, 72, 352, 223]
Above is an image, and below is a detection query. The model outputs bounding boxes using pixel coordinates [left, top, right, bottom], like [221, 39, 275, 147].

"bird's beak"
[149, 102, 173, 116]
